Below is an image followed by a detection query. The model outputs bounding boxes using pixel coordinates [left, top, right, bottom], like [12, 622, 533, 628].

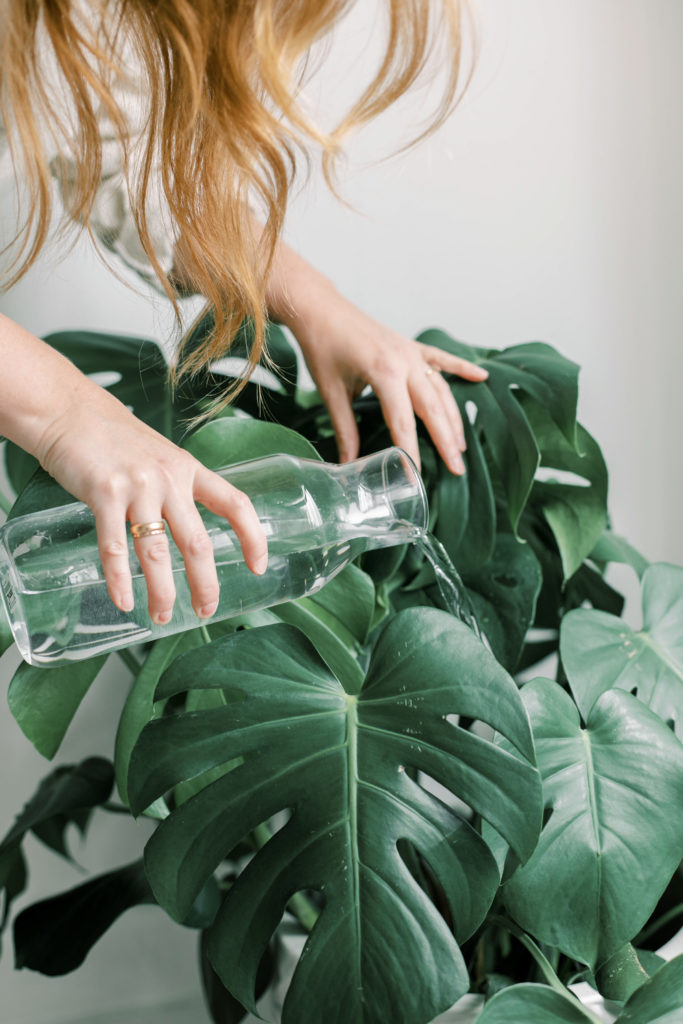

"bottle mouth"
[355, 446, 428, 540]
[389, 447, 428, 535]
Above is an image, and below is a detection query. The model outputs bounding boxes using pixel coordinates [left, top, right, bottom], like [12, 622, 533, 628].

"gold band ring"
[130, 521, 166, 539]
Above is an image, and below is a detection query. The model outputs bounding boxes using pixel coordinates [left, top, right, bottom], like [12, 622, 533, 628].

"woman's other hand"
[265, 242, 488, 474]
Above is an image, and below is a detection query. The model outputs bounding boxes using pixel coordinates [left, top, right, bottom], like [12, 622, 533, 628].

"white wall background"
[0, 2, 681, 1021]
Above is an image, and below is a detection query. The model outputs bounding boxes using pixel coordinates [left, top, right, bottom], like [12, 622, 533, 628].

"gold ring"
[130, 521, 166, 539]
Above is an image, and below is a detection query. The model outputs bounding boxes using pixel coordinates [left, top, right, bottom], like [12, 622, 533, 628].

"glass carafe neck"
[328, 447, 427, 551]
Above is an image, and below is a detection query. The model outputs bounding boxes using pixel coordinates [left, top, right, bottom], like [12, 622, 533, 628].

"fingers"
[318, 378, 360, 463]
[410, 369, 466, 475]
[371, 372, 423, 471]
[93, 464, 267, 626]
[95, 504, 134, 614]
[194, 468, 268, 576]
[370, 354, 482, 476]
[370, 344, 487, 476]
[423, 346, 489, 383]
[163, 502, 220, 620]
[128, 501, 176, 625]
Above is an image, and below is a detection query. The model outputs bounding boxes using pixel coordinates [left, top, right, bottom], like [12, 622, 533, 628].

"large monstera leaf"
[501, 679, 683, 970]
[561, 563, 683, 738]
[127, 610, 542, 1024]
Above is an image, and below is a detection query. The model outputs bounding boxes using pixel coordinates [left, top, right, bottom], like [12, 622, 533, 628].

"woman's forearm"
[0, 313, 103, 463]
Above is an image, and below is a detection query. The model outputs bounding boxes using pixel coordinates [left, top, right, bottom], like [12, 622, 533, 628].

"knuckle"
[129, 467, 153, 490]
[186, 530, 213, 559]
[228, 488, 254, 517]
[141, 540, 171, 564]
[107, 567, 131, 589]
[97, 474, 127, 502]
[371, 356, 401, 383]
[100, 538, 127, 559]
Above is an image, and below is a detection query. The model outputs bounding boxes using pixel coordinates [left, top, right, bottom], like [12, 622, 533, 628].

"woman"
[0, 0, 486, 628]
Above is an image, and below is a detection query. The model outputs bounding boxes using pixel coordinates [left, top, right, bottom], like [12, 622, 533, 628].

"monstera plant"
[0, 321, 681, 1024]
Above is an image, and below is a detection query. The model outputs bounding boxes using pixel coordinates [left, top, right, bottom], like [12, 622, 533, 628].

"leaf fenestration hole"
[534, 467, 591, 487]
[88, 370, 123, 388]
[417, 769, 474, 820]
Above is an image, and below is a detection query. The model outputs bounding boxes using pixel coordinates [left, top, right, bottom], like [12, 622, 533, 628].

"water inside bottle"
[3, 468, 486, 666]
[12, 529, 368, 666]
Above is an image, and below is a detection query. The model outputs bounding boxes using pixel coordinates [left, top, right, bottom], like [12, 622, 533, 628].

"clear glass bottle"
[0, 448, 427, 667]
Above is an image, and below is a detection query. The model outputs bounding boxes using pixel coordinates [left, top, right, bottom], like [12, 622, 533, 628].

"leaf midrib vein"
[581, 729, 602, 864]
[346, 697, 362, 991]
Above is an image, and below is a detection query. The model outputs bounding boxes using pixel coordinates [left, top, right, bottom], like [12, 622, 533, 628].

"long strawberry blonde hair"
[0, 0, 472, 400]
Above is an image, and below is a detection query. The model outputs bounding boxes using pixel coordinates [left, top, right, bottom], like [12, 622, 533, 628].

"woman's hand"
[0, 314, 267, 623]
[37, 386, 268, 622]
[265, 242, 488, 474]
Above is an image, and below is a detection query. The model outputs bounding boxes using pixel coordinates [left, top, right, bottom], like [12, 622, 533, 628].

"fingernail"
[450, 454, 466, 475]
[154, 609, 172, 625]
[474, 366, 489, 379]
[120, 593, 134, 613]
[254, 552, 268, 575]
[198, 601, 218, 619]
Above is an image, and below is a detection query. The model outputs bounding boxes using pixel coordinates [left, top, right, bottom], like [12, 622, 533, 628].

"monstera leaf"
[475, 983, 597, 1024]
[561, 563, 683, 737]
[127, 610, 542, 1024]
[0, 758, 113, 941]
[12, 859, 220, 976]
[417, 331, 580, 547]
[8, 656, 108, 760]
[181, 415, 321, 468]
[501, 679, 683, 970]
[519, 398, 608, 580]
[477, 955, 683, 1024]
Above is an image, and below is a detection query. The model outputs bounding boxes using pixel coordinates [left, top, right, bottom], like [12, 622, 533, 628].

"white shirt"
[0, 36, 175, 292]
